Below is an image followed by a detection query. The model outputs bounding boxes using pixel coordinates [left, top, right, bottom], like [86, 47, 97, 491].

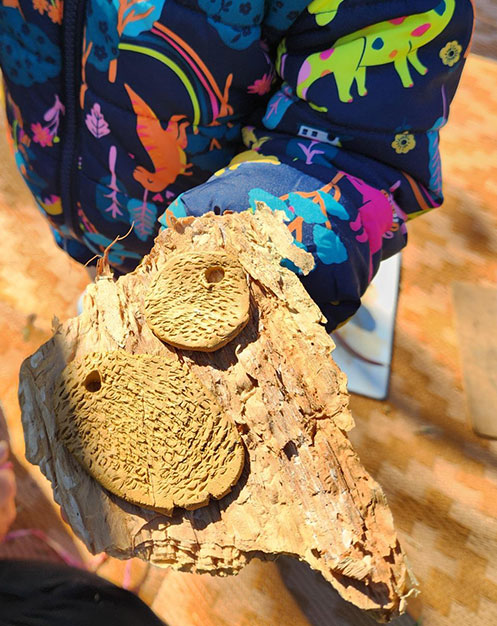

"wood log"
[18, 207, 416, 621]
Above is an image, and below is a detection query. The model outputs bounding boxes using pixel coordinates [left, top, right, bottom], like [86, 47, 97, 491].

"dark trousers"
[0, 559, 166, 626]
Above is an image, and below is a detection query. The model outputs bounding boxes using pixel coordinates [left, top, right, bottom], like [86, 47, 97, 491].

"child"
[0, 0, 474, 330]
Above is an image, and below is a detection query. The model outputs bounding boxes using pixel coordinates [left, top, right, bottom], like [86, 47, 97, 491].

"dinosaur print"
[307, 0, 345, 26]
[297, 0, 455, 104]
[344, 174, 394, 281]
[125, 83, 192, 192]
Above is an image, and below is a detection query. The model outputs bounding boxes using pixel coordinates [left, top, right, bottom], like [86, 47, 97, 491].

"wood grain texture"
[472, 0, 497, 60]
[19, 207, 414, 621]
[452, 282, 497, 438]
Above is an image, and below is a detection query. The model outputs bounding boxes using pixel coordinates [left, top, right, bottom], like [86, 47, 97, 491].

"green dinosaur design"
[308, 0, 346, 26]
[296, 0, 455, 105]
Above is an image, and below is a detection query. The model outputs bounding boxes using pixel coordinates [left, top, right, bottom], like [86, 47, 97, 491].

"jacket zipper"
[60, 0, 87, 239]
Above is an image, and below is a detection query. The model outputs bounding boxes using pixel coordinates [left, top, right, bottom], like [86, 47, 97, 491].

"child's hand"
[0, 440, 16, 540]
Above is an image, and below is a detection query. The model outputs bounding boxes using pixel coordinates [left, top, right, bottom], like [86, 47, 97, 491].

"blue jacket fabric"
[1, 0, 474, 328]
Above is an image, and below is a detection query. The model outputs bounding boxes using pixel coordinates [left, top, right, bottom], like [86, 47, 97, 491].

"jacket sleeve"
[159, 0, 474, 330]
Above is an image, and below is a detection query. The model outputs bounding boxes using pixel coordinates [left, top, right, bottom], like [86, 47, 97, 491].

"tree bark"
[19, 207, 416, 621]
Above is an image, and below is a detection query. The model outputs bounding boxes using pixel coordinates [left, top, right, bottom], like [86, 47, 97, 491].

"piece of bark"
[19, 207, 416, 621]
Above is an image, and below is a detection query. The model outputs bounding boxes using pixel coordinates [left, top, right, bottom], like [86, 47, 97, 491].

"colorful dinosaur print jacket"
[0, 0, 474, 328]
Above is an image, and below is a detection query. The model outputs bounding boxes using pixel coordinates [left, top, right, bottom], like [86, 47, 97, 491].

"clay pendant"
[54, 350, 245, 515]
[145, 252, 250, 352]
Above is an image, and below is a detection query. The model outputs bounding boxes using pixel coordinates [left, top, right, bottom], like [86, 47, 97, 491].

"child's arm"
[160, 0, 474, 329]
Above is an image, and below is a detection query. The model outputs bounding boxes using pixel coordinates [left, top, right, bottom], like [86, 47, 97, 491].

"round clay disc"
[144, 252, 250, 352]
[54, 351, 245, 516]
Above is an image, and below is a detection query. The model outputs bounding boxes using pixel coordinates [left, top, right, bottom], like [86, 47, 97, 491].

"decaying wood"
[19, 207, 416, 621]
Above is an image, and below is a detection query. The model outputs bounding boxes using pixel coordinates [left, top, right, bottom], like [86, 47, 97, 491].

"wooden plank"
[471, 0, 497, 60]
[452, 282, 497, 438]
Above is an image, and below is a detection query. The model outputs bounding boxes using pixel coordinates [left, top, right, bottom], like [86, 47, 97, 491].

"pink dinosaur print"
[344, 174, 394, 281]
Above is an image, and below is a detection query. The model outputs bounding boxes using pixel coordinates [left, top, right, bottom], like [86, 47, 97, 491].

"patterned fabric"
[0, 0, 474, 328]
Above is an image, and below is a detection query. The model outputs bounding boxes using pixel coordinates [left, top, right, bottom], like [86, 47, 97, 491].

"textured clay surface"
[53, 350, 245, 515]
[145, 252, 250, 351]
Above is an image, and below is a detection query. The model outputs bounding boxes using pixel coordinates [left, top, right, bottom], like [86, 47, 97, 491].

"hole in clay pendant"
[84, 370, 102, 392]
[205, 266, 225, 284]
